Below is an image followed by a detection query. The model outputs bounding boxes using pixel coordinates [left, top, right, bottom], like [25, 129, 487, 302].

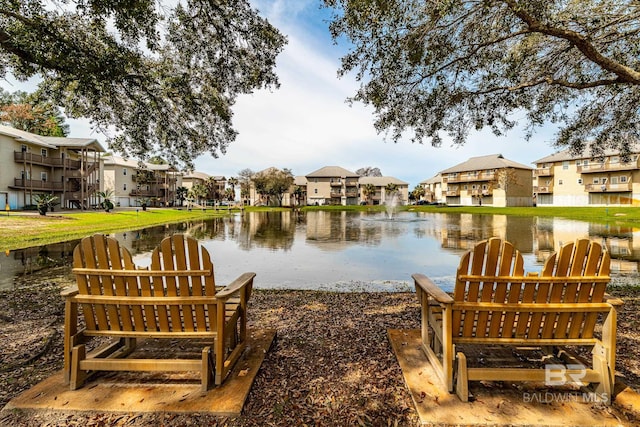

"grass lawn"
[0, 208, 233, 251]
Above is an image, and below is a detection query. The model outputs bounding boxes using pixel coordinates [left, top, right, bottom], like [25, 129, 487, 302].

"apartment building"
[0, 125, 105, 210]
[102, 156, 181, 207]
[181, 171, 211, 190]
[419, 174, 444, 204]
[440, 154, 533, 207]
[305, 166, 360, 206]
[533, 148, 640, 206]
[358, 176, 409, 205]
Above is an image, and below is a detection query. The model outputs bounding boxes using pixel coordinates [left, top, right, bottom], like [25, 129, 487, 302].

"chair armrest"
[604, 293, 624, 307]
[61, 285, 79, 298]
[412, 273, 453, 304]
[216, 272, 256, 299]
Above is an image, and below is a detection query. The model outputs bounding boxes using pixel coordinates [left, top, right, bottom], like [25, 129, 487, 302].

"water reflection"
[2, 211, 639, 291]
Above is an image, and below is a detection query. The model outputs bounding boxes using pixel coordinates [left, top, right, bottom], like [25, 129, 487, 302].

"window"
[611, 156, 619, 164]
[40, 172, 47, 181]
[123, 168, 127, 176]
[21, 170, 30, 180]
[21, 144, 27, 152]
[314, 188, 318, 194]
[41, 149, 47, 157]
[482, 184, 487, 190]
[611, 177, 618, 184]
[621, 176, 628, 183]
[577, 178, 583, 185]
[558, 179, 563, 185]
[562, 161, 569, 170]
[123, 184, 127, 191]
[593, 178, 599, 184]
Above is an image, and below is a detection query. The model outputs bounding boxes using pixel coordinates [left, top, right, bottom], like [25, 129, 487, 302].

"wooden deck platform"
[389, 329, 639, 426]
[3, 329, 275, 416]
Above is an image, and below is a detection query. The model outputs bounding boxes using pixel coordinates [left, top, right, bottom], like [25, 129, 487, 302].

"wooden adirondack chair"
[63, 233, 255, 391]
[413, 238, 619, 403]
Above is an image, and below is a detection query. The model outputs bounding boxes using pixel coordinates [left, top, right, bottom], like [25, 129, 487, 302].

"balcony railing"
[443, 172, 496, 183]
[14, 151, 81, 169]
[534, 168, 553, 176]
[10, 179, 64, 191]
[446, 189, 460, 196]
[577, 161, 638, 173]
[329, 181, 342, 186]
[585, 182, 632, 192]
[330, 191, 342, 198]
[534, 185, 553, 193]
[129, 189, 156, 197]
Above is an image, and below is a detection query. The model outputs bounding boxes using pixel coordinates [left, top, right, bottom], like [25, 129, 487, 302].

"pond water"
[2, 210, 639, 292]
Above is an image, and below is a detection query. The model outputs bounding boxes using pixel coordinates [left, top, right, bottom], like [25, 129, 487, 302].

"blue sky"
[0, 0, 562, 188]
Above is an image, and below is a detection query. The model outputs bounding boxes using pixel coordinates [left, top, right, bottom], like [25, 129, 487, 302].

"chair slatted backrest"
[453, 238, 524, 338]
[72, 234, 138, 332]
[149, 234, 217, 333]
[538, 239, 610, 340]
[452, 238, 610, 341]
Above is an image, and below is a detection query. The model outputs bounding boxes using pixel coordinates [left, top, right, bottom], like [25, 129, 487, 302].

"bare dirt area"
[1, 270, 639, 426]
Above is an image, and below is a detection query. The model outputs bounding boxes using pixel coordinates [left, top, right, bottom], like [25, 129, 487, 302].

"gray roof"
[359, 176, 408, 186]
[420, 174, 441, 185]
[0, 124, 105, 151]
[440, 154, 532, 174]
[306, 166, 359, 178]
[182, 171, 211, 180]
[533, 145, 640, 164]
[294, 176, 307, 186]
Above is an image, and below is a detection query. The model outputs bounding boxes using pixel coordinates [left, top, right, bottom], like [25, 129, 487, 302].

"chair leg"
[593, 353, 613, 404]
[70, 344, 87, 390]
[456, 352, 469, 402]
[201, 346, 212, 393]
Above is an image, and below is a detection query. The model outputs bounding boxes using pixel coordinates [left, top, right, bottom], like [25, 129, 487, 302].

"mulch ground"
[1, 270, 640, 426]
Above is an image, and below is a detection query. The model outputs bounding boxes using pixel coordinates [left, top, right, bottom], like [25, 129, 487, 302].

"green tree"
[1, 1, 286, 168]
[252, 168, 294, 207]
[187, 184, 208, 207]
[361, 183, 376, 205]
[411, 185, 426, 203]
[176, 186, 188, 207]
[326, 0, 640, 157]
[237, 168, 255, 205]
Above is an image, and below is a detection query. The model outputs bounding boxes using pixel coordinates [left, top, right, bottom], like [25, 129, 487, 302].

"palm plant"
[97, 189, 114, 212]
[33, 193, 58, 216]
[361, 183, 376, 205]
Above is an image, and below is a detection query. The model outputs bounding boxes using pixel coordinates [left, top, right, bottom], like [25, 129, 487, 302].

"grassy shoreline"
[0, 208, 232, 251]
[2, 204, 639, 251]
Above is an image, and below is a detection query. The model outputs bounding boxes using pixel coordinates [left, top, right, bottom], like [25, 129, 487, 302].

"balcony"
[345, 190, 358, 197]
[585, 182, 632, 192]
[330, 191, 342, 198]
[330, 181, 342, 187]
[534, 168, 553, 177]
[14, 151, 81, 169]
[129, 189, 156, 197]
[10, 178, 64, 191]
[534, 185, 554, 193]
[443, 172, 495, 183]
[345, 180, 358, 187]
[577, 161, 638, 173]
[446, 189, 460, 196]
